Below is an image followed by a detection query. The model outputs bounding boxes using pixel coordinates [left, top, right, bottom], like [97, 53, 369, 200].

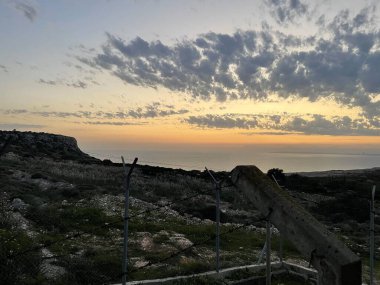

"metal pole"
[121, 157, 138, 285]
[266, 221, 272, 285]
[279, 232, 283, 264]
[206, 167, 221, 273]
[273, 175, 283, 266]
[370, 185, 376, 285]
[215, 184, 221, 273]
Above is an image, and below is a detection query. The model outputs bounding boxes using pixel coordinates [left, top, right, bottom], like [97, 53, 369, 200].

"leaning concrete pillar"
[231, 166, 361, 285]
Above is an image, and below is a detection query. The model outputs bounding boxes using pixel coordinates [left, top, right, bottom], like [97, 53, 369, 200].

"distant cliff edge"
[0, 130, 99, 163]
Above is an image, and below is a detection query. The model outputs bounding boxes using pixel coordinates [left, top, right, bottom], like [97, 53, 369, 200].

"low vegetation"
[1, 132, 379, 284]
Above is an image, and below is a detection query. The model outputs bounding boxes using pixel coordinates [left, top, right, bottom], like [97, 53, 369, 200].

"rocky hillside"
[0, 131, 379, 284]
[0, 130, 99, 163]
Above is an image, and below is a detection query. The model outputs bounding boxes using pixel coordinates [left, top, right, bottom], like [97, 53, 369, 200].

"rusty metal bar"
[121, 157, 138, 285]
[206, 167, 221, 273]
[266, 221, 272, 285]
[370, 185, 376, 285]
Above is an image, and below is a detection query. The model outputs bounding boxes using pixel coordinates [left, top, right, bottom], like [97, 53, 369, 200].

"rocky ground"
[0, 131, 379, 284]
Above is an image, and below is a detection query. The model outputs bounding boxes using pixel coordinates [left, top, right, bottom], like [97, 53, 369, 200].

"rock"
[169, 233, 193, 249]
[11, 198, 28, 211]
[132, 258, 150, 268]
[10, 212, 37, 237]
[41, 248, 66, 279]
[0, 130, 99, 162]
[136, 232, 154, 251]
[2, 152, 19, 160]
[340, 223, 353, 232]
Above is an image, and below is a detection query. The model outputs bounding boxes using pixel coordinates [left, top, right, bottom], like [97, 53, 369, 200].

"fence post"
[206, 167, 221, 273]
[370, 185, 376, 285]
[266, 221, 272, 285]
[279, 232, 283, 264]
[121, 157, 138, 285]
[272, 174, 283, 266]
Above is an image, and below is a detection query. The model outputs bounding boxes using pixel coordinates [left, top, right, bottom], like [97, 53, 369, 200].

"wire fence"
[86, 150, 206, 170]
[3, 152, 369, 285]
[1, 160, 273, 285]
[3, 208, 266, 285]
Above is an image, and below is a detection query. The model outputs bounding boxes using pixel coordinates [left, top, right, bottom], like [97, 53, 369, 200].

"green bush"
[26, 205, 112, 234]
[0, 229, 44, 285]
[58, 249, 121, 285]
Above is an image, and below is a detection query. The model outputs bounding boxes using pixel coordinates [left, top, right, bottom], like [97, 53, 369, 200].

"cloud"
[66, 80, 87, 89]
[3, 109, 28, 115]
[83, 121, 145, 126]
[38, 79, 58, 86]
[2, 103, 188, 120]
[79, 7, 380, 121]
[31, 111, 92, 118]
[0, 123, 44, 130]
[186, 114, 259, 129]
[125, 102, 189, 119]
[38, 78, 88, 89]
[242, 131, 295, 136]
[282, 115, 379, 136]
[14, 1, 37, 22]
[185, 113, 380, 136]
[264, 0, 309, 24]
[0, 65, 8, 73]
[80, 30, 279, 102]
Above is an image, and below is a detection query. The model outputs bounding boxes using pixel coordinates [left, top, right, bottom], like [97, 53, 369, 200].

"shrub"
[58, 249, 121, 285]
[0, 229, 44, 285]
[267, 168, 286, 186]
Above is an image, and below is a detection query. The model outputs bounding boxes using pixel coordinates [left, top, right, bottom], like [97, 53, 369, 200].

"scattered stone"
[169, 233, 193, 249]
[133, 258, 150, 268]
[2, 152, 19, 160]
[136, 232, 154, 251]
[40, 248, 66, 279]
[11, 198, 28, 211]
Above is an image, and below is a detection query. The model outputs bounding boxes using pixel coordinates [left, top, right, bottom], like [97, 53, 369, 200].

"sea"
[83, 145, 380, 173]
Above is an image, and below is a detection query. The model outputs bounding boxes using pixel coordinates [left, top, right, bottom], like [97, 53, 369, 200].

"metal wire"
[126, 216, 267, 275]
[7, 183, 213, 260]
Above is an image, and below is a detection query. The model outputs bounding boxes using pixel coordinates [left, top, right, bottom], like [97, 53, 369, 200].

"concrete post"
[231, 165, 361, 285]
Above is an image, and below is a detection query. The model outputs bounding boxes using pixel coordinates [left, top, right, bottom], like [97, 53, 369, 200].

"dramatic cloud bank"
[185, 113, 380, 136]
[79, 7, 380, 126]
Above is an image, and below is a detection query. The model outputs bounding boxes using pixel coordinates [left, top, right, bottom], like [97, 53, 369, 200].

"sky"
[1, 0, 380, 157]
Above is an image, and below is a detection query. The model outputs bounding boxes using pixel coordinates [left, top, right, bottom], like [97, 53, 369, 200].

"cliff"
[0, 130, 99, 163]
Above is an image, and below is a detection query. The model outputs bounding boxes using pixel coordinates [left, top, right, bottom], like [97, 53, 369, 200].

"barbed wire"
[7, 159, 375, 262]
[126, 216, 267, 276]
[5, 166, 273, 262]
[86, 151, 205, 170]
[7, 180, 216, 260]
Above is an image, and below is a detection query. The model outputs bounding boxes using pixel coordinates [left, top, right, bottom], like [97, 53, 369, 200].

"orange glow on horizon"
[55, 123, 380, 148]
